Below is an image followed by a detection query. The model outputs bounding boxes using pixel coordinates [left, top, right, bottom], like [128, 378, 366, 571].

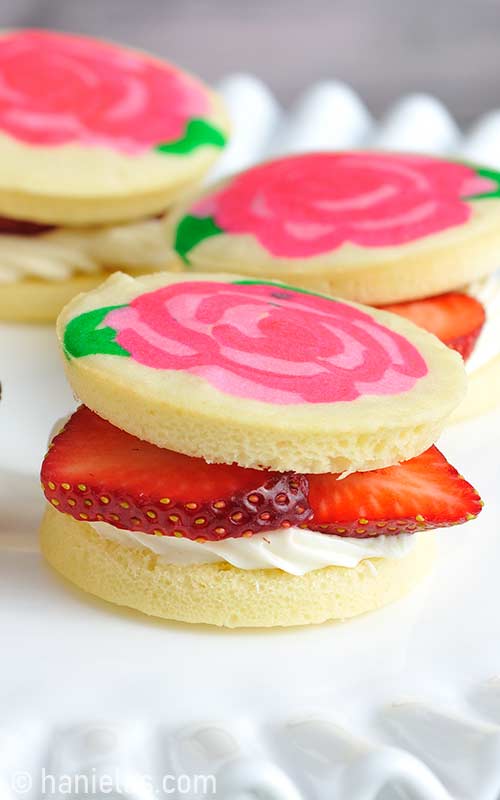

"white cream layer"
[90, 521, 416, 576]
[0, 217, 171, 283]
[466, 270, 500, 373]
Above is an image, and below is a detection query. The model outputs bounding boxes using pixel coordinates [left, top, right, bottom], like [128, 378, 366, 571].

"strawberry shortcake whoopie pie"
[0, 29, 228, 322]
[39, 273, 482, 627]
[166, 151, 500, 421]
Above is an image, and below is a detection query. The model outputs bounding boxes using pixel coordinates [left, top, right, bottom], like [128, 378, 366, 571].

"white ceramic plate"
[1, 78, 500, 800]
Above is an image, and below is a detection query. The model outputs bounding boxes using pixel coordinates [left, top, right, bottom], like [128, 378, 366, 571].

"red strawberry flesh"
[41, 406, 310, 541]
[306, 446, 483, 537]
[381, 292, 485, 360]
[41, 409, 483, 542]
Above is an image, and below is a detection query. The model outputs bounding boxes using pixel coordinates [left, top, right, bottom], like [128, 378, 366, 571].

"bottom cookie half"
[40, 506, 436, 628]
[0, 275, 118, 323]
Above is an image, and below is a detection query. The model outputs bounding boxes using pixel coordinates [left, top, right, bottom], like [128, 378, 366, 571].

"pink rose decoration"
[188, 153, 498, 257]
[105, 281, 428, 405]
[0, 30, 212, 153]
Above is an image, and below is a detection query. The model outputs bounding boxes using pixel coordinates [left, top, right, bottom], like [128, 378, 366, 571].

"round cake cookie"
[0, 29, 228, 225]
[58, 272, 466, 474]
[40, 506, 436, 627]
[166, 151, 500, 305]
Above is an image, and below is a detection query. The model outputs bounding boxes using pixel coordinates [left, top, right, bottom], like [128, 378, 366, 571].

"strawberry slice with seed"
[41, 406, 311, 541]
[306, 446, 482, 537]
[381, 292, 485, 360]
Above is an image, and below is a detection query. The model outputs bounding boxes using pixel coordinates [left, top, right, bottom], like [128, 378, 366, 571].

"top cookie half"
[0, 29, 229, 225]
[58, 272, 466, 474]
[166, 151, 500, 304]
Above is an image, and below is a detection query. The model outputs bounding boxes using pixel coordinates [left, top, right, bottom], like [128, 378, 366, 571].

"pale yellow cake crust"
[0, 271, 173, 324]
[58, 272, 466, 474]
[0, 274, 111, 323]
[450, 354, 500, 424]
[166, 185, 500, 305]
[40, 506, 436, 628]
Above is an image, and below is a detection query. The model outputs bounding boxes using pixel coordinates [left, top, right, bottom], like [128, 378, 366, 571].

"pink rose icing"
[190, 153, 497, 256]
[0, 30, 211, 153]
[105, 281, 428, 404]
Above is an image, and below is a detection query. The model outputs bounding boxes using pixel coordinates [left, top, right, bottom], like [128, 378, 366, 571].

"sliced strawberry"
[41, 406, 310, 541]
[306, 446, 483, 537]
[381, 292, 485, 360]
[0, 215, 55, 236]
[42, 409, 482, 544]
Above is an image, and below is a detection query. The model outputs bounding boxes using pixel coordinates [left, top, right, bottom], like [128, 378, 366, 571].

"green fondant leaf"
[464, 166, 500, 200]
[234, 278, 338, 302]
[63, 305, 130, 360]
[174, 214, 223, 265]
[156, 118, 226, 155]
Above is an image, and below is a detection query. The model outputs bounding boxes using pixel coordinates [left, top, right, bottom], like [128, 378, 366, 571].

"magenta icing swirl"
[190, 152, 497, 256]
[0, 30, 211, 153]
[105, 281, 428, 404]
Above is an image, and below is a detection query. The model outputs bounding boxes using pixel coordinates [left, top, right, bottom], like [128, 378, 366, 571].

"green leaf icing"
[63, 305, 130, 359]
[464, 166, 500, 200]
[174, 215, 224, 264]
[156, 118, 226, 155]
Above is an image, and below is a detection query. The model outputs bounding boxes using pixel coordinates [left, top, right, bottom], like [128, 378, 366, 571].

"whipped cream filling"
[0, 216, 171, 283]
[90, 521, 416, 576]
[465, 270, 500, 373]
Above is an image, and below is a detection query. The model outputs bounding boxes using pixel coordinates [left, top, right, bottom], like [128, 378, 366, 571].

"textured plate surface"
[1, 77, 500, 799]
